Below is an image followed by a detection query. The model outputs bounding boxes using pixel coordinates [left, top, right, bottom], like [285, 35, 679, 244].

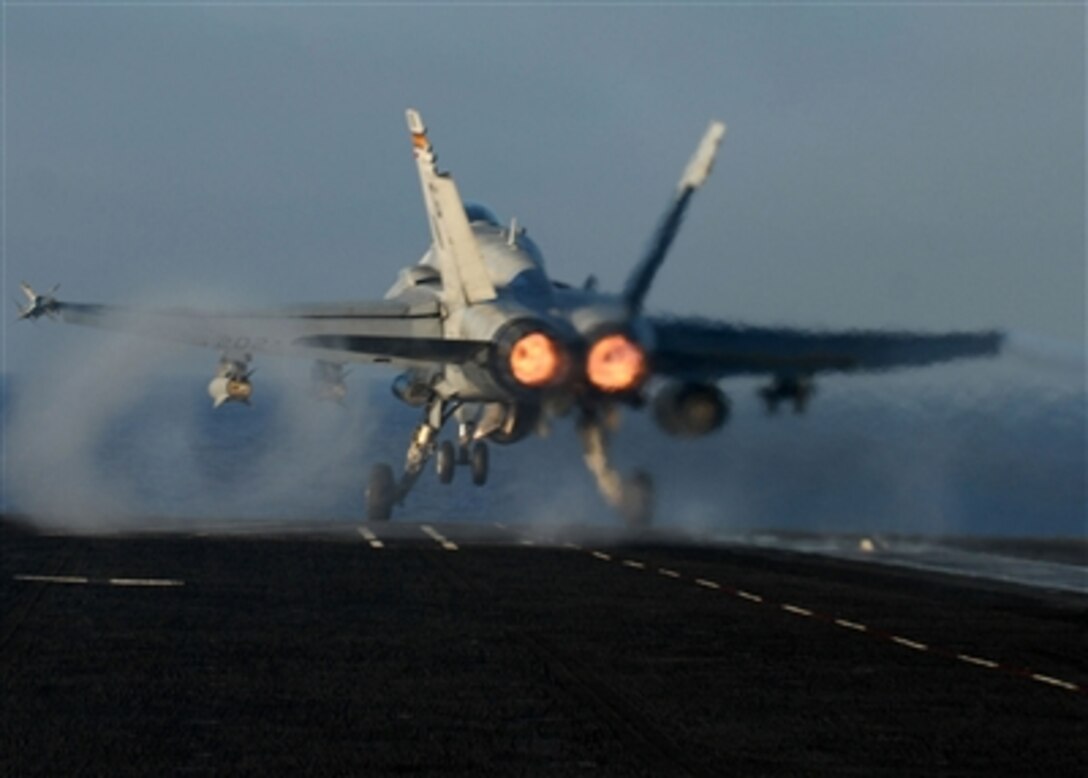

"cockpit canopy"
[464, 202, 501, 227]
[464, 202, 546, 268]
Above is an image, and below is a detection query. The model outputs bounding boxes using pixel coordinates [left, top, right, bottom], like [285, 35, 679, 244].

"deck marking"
[781, 604, 813, 617]
[14, 575, 89, 585]
[519, 539, 536, 547]
[957, 654, 999, 669]
[1031, 674, 1079, 692]
[571, 548, 1085, 697]
[107, 578, 185, 588]
[357, 527, 384, 549]
[563, 542, 583, 551]
[891, 636, 928, 652]
[420, 525, 458, 551]
[16, 575, 184, 587]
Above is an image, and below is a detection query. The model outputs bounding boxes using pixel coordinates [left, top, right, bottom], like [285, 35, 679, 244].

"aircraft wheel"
[366, 463, 396, 522]
[619, 470, 654, 529]
[436, 440, 456, 484]
[470, 442, 489, 486]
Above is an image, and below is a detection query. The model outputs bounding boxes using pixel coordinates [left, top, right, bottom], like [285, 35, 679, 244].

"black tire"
[470, 442, 489, 486]
[436, 440, 456, 484]
[619, 470, 654, 529]
[366, 463, 396, 522]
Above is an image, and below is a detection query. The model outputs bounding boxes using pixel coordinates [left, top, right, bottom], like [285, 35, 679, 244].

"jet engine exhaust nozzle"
[586, 333, 648, 394]
[491, 319, 573, 394]
[509, 331, 565, 389]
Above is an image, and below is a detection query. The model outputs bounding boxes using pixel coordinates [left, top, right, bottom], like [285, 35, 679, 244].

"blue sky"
[3, 3, 1084, 373]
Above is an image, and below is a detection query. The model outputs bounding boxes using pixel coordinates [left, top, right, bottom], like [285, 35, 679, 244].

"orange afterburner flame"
[509, 332, 564, 388]
[587, 334, 647, 393]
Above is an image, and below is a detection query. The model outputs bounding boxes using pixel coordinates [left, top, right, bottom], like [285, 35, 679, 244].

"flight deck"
[2, 516, 1084, 776]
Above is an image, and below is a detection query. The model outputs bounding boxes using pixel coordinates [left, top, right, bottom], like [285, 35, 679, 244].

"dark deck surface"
[2, 517, 1085, 776]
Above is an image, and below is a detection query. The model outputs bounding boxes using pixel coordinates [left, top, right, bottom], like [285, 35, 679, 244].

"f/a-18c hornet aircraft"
[20, 109, 1003, 525]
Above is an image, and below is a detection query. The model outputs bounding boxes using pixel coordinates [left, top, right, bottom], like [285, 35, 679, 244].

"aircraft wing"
[49, 297, 489, 366]
[649, 316, 1004, 381]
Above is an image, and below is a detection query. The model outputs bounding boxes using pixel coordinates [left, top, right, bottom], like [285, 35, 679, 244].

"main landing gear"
[435, 417, 489, 487]
[577, 407, 655, 529]
[365, 398, 490, 521]
[365, 396, 652, 528]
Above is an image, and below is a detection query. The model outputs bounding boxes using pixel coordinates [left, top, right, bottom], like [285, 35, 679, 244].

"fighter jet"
[19, 109, 1002, 525]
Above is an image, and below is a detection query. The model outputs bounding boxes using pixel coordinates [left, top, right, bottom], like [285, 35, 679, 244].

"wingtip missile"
[16, 282, 60, 320]
[678, 120, 726, 192]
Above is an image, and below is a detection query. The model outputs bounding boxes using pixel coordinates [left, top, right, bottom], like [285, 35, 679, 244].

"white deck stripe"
[781, 604, 813, 617]
[1031, 674, 1079, 691]
[420, 525, 458, 551]
[622, 560, 646, 570]
[14, 574, 89, 585]
[107, 578, 185, 588]
[357, 527, 385, 549]
[957, 654, 999, 669]
[890, 636, 928, 651]
[695, 578, 721, 590]
[15, 575, 184, 587]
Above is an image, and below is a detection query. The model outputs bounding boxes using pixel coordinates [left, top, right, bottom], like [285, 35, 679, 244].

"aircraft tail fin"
[406, 109, 497, 307]
[622, 121, 726, 315]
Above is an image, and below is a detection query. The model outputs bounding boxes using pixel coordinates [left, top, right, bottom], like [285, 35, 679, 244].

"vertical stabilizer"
[406, 109, 497, 307]
[623, 121, 726, 315]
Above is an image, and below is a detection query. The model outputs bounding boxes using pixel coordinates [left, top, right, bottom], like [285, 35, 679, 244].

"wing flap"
[54, 300, 470, 367]
[651, 317, 1004, 381]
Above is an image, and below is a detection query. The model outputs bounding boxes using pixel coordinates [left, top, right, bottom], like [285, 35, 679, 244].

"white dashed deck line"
[107, 578, 185, 588]
[569, 547, 1085, 697]
[357, 528, 384, 549]
[781, 604, 813, 617]
[957, 654, 999, 669]
[420, 525, 459, 552]
[890, 636, 929, 652]
[1031, 674, 1080, 692]
[15, 575, 184, 587]
[563, 542, 583, 551]
[14, 575, 89, 585]
[519, 539, 536, 547]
